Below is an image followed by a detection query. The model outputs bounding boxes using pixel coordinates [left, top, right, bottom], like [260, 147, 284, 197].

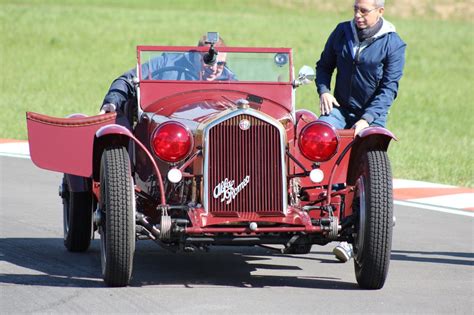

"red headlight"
[151, 122, 193, 163]
[298, 122, 339, 162]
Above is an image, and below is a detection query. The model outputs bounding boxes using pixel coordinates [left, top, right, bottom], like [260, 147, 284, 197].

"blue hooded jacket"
[316, 18, 406, 124]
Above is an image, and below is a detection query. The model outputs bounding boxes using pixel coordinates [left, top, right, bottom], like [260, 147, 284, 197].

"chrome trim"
[291, 66, 296, 122]
[202, 108, 288, 214]
[136, 63, 144, 122]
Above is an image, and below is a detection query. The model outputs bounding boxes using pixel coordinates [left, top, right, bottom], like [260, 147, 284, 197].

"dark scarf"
[356, 18, 383, 42]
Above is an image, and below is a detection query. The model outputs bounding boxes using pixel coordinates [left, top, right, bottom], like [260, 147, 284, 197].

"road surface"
[1, 156, 473, 314]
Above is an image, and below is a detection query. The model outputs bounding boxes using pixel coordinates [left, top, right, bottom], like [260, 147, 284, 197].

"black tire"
[62, 176, 92, 252]
[99, 146, 135, 287]
[352, 150, 393, 290]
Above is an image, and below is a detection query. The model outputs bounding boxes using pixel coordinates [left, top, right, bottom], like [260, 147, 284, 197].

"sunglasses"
[353, 5, 380, 16]
[203, 61, 226, 67]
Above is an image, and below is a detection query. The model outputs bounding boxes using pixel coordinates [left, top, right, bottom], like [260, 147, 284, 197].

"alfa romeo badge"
[239, 119, 250, 130]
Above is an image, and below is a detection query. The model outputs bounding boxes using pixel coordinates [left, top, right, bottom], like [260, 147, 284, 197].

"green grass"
[1, 0, 472, 187]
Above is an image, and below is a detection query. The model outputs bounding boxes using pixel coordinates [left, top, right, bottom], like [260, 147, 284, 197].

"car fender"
[295, 109, 318, 125]
[347, 127, 397, 185]
[92, 123, 167, 204]
[92, 124, 133, 181]
[357, 127, 397, 149]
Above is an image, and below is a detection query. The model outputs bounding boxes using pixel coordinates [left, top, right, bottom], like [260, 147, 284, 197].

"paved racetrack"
[1, 156, 473, 314]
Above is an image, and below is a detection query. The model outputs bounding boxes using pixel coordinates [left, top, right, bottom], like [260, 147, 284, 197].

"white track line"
[408, 193, 474, 210]
[0, 142, 30, 158]
[0, 152, 30, 159]
[394, 200, 474, 217]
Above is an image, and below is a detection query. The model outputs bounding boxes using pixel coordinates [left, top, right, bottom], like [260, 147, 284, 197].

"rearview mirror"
[293, 65, 316, 88]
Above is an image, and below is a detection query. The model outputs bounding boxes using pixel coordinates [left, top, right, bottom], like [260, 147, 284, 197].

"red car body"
[27, 44, 395, 289]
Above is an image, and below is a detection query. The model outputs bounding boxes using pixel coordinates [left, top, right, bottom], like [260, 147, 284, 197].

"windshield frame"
[137, 46, 294, 84]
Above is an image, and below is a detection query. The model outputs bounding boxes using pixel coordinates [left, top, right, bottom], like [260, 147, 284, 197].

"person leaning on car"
[316, 0, 406, 135]
[99, 35, 232, 118]
[314, 0, 406, 262]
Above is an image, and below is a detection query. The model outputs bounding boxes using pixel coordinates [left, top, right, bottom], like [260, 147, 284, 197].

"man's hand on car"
[352, 119, 369, 135]
[319, 92, 340, 116]
[99, 103, 116, 115]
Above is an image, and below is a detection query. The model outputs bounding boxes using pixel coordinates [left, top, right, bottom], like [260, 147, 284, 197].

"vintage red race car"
[26, 34, 395, 289]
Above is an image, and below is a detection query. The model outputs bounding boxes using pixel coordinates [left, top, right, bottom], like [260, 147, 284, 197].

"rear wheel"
[99, 146, 135, 287]
[61, 176, 92, 252]
[352, 150, 393, 290]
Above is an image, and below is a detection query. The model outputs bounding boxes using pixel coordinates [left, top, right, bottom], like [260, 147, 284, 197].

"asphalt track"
[1, 156, 473, 314]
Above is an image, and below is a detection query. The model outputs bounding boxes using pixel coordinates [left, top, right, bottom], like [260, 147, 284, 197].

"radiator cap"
[236, 98, 250, 109]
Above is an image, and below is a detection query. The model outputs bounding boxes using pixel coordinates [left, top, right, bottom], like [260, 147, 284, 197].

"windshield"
[139, 50, 291, 83]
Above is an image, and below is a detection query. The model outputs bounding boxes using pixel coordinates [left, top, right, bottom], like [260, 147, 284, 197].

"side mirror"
[293, 65, 316, 88]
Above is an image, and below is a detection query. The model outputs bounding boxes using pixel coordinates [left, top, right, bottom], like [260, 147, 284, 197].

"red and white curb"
[0, 139, 30, 159]
[1, 140, 473, 216]
[393, 179, 474, 217]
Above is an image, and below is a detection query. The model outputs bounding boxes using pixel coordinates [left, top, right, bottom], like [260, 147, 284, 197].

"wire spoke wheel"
[352, 150, 393, 289]
[99, 146, 135, 287]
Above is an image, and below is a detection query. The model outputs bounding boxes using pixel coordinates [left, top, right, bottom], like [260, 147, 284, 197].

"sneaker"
[333, 242, 353, 262]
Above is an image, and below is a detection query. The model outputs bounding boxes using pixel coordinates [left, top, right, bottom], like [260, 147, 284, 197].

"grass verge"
[1, 0, 472, 186]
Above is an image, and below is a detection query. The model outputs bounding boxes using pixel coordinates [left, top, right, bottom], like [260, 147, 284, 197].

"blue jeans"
[318, 107, 387, 129]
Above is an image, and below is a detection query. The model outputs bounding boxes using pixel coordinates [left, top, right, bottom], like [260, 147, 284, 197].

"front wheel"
[99, 146, 135, 287]
[352, 150, 393, 290]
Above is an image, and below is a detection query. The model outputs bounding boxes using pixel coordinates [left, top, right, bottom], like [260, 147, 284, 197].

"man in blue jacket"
[316, 0, 406, 135]
[315, 0, 406, 261]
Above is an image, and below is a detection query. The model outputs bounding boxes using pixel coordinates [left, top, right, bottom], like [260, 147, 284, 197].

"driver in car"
[141, 49, 232, 81]
[100, 35, 234, 117]
[201, 52, 231, 81]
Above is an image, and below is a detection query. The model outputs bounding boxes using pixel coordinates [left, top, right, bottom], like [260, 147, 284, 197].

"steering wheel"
[150, 66, 199, 80]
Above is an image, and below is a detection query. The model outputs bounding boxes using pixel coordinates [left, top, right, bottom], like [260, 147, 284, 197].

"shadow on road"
[0, 237, 357, 289]
[391, 249, 474, 266]
[3, 238, 472, 289]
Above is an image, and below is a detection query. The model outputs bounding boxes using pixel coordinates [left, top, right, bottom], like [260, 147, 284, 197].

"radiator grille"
[207, 114, 284, 216]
